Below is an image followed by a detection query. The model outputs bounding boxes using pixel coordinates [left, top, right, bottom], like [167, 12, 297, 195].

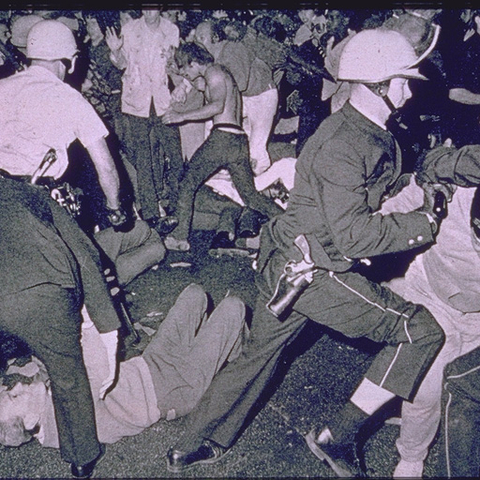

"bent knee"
[217, 295, 246, 320]
[179, 283, 207, 303]
[411, 306, 445, 347]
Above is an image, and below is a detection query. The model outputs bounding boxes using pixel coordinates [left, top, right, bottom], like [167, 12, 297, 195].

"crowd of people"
[1, 7, 480, 479]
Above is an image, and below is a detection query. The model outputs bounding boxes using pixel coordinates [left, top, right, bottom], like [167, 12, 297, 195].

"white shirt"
[114, 16, 180, 117]
[0, 65, 108, 179]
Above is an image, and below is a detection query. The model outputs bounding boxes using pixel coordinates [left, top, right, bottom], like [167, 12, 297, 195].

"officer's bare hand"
[105, 26, 123, 52]
[163, 110, 184, 125]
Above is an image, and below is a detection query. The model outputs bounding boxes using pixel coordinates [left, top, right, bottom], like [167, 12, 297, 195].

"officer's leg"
[174, 290, 308, 452]
[295, 269, 444, 401]
[0, 285, 101, 467]
[439, 347, 480, 477]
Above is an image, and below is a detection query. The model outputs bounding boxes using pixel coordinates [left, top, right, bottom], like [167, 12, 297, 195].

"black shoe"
[71, 444, 105, 478]
[145, 216, 160, 229]
[305, 428, 364, 478]
[155, 215, 178, 236]
[166, 440, 228, 473]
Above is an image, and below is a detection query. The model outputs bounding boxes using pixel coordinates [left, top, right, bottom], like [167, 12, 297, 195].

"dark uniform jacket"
[271, 102, 434, 272]
[0, 178, 120, 333]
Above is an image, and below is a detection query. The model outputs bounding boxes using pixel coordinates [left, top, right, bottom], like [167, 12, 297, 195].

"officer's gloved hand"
[416, 183, 449, 235]
[106, 206, 129, 230]
[414, 138, 455, 187]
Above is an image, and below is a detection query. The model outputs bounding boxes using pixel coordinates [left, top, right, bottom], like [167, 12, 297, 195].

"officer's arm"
[416, 144, 480, 187]
[318, 141, 434, 259]
[85, 138, 121, 210]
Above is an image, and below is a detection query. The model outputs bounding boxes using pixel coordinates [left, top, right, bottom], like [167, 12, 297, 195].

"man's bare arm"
[85, 137, 121, 210]
[163, 68, 227, 124]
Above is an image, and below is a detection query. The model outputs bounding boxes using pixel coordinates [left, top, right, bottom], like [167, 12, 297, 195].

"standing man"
[166, 29, 446, 476]
[0, 19, 126, 227]
[162, 42, 283, 252]
[106, 9, 184, 229]
[195, 19, 278, 176]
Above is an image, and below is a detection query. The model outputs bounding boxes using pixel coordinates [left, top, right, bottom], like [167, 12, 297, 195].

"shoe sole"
[305, 429, 353, 478]
[166, 448, 230, 473]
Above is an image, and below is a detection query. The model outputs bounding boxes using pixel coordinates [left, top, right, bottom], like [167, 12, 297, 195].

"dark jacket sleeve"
[316, 139, 434, 259]
[417, 145, 480, 187]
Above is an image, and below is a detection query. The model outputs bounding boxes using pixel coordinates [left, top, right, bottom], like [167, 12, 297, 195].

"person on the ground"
[0, 19, 127, 229]
[164, 28, 447, 477]
[162, 41, 282, 252]
[94, 219, 166, 287]
[0, 284, 247, 451]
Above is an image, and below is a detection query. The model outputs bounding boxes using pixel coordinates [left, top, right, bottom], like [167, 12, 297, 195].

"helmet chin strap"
[366, 81, 408, 130]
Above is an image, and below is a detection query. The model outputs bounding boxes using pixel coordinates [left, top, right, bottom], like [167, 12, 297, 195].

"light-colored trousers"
[387, 257, 480, 463]
[242, 88, 278, 176]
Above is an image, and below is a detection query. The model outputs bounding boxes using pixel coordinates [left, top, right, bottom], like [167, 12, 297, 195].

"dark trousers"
[176, 246, 444, 451]
[0, 284, 101, 466]
[172, 129, 282, 241]
[438, 347, 480, 477]
[192, 186, 243, 234]
[125, 109, 183, 220]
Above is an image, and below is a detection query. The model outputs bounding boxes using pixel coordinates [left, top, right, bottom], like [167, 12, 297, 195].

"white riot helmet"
[10, 15, 43, 48]
[26, 20, 78, 61]
[337, 28, 431, 84]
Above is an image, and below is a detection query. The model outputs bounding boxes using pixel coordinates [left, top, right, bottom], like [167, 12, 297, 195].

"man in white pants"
[380, 177, 480, 478]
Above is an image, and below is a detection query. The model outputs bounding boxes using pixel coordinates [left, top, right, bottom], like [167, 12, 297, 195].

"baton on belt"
[30, 148, 57, 185]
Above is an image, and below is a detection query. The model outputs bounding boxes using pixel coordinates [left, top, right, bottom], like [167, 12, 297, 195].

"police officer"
[166, 28, 446, 477]
[0, 177, 121, 478]
[0, 19, 126, 227]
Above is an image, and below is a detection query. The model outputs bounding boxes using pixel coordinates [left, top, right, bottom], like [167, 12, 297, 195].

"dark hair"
[83, 10, 120, 36]
[210, 18, 228, 42]
[253, 15, 287, 43]
[175, 41, 214, 68]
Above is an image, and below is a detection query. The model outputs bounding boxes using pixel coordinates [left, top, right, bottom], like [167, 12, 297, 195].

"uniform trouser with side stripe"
[438, 347, 480, 477]
[175, 249, 444, 451]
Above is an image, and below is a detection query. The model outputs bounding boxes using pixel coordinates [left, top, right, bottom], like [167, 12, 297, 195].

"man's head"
[338, 28, 432, 110]
[174, 41, 214, 82]
[26, 19, 78, 78]
[0, 377, 48, 447]
[142, 9, 162, 26]
[10, 15, 43, 53]
[83, 11, 120, 39]
[194, 21, 214, 51]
